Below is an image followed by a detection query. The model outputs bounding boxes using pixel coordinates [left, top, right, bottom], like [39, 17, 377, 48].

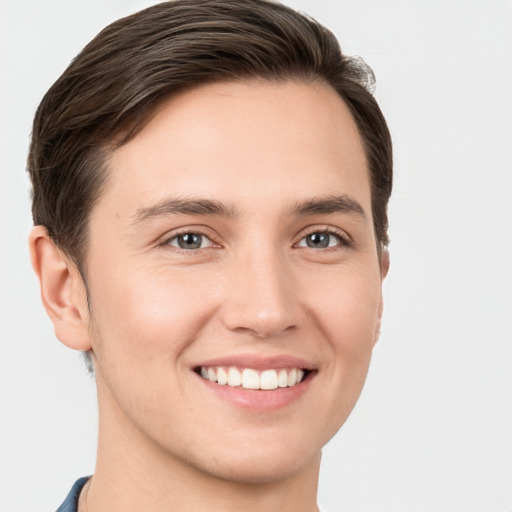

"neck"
[88, 377, 321, 512]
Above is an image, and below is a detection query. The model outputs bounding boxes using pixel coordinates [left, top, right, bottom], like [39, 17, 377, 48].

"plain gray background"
[1, 1, 511, 510]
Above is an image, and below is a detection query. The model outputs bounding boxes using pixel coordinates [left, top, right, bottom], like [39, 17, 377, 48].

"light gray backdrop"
[1, 1, 511, 510]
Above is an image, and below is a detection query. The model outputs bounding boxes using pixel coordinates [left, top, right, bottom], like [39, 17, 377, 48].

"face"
[84, 80, 386, 483]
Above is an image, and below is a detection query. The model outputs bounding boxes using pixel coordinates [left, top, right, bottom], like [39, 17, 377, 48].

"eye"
[166, 232, 214, 250]
[296, 231, 345, 249]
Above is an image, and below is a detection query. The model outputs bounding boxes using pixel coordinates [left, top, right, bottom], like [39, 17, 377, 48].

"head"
[28, 0, 392, 485]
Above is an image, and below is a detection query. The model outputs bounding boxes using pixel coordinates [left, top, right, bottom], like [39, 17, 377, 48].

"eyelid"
[155, 224, 352, 251]
[157, 225, 222, 249]
[294, 225, 352, 248]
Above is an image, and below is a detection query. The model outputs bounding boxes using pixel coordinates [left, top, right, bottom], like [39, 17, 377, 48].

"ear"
[373, 247, 390, 346]
[380, 247, 390, 280]
[29, 226, 92, 351]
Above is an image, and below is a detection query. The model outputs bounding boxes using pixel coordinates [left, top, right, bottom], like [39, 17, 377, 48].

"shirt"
[56, 477, 90, 512]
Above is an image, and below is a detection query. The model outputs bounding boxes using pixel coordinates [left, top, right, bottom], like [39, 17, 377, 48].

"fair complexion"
[30, 80, 388, 512]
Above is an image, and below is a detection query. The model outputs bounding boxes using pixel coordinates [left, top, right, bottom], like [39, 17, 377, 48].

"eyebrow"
[131, 197, 237, 225]
[289, 195, 367, 221]
[131, 194, 367, 225]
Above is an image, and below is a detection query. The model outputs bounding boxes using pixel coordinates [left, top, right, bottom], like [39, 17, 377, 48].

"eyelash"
[296, 226, 352, 251]
[158, 227, 220, 253]
[158, 226, 352, 253]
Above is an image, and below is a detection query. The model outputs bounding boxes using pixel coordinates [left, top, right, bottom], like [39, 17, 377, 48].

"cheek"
[88, 262, 216, 375]
[303, 263, 382, 417]
[87, 264, 221, 436]
[305, 262, 382, 351]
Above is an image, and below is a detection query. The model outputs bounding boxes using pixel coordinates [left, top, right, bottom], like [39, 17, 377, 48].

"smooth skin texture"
[30, 80, 389, 512]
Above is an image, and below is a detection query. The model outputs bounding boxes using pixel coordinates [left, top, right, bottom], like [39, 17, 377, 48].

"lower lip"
[196, 372, 315, 412]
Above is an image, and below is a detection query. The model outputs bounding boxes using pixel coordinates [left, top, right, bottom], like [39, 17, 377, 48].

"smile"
[197, 366, 307, 390]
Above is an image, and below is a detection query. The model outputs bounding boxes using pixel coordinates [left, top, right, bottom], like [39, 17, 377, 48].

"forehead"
[95, 80, 371, 222]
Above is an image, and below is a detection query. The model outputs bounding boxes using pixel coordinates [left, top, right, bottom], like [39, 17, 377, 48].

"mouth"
[194, 365, 311, 390]
[192, 355, 317, 410]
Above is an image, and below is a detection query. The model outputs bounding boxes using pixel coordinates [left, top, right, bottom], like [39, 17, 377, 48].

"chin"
[202, 451, 319, 485]
[179, 432, 324, 485]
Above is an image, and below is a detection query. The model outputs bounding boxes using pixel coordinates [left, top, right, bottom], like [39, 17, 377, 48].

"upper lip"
[194, 354, 317, 371]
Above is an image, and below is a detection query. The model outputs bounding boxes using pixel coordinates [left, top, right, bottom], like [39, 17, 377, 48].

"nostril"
[231, 322, 298, 339]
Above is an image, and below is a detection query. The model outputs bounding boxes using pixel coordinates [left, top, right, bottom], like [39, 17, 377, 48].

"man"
[28, 1, 392, 510]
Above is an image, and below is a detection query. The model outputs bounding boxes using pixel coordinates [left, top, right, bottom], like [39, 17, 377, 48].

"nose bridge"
[221, 240, 298, 337]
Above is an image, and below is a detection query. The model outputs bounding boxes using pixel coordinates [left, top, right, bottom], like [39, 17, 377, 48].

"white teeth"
[227, 367, 242, 387]
[199, 366, 307, 390]
[242, 368, 260, 389]
[217, 367, 228, 385]
[278, 369, 288, 387]
[260, 369, 278, 390]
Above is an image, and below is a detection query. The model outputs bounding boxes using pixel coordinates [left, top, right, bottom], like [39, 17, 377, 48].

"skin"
[30, 80, 389, 512]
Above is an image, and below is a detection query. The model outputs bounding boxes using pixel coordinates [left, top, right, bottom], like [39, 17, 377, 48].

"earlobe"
[29, 226, 92, 351]
[380, 247, 390, 280]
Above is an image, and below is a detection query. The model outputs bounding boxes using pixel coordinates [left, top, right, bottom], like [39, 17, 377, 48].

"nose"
[220, 250, 300, 339]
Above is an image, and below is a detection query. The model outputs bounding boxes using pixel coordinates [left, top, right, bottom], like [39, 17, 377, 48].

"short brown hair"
[28, 0, 392, 272]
